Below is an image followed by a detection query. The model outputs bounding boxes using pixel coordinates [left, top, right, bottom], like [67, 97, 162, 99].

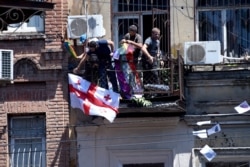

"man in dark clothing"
[75, 39, 119, 92]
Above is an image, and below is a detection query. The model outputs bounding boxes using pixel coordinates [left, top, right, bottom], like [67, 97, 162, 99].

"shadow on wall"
[50, 127, 71, 167]
[68, 0, 85, 15]
[171, 43, 182, 59]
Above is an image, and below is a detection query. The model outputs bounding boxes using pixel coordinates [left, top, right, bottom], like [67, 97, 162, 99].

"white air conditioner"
[67, 15, 106, 39]
[0, 49, 13, 80]
[184, 41, 222, 65]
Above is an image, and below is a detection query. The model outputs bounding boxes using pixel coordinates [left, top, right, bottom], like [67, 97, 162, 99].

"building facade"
[0, 0, 70, 166]
[68, 0, 250, 166]
[0, 0, 250, 167]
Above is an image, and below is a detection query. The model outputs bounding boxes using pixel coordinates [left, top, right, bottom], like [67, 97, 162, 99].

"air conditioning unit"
[67, 15, 106, 39]
[0, 49, 13, 80]
[184, 41, 222, 65]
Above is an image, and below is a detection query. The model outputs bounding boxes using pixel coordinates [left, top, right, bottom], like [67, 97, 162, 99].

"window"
[197, 0, 250, 59]
[5, 15, 44, 33]
[112, 0, 170, 55]
[109, 149, 172, 167]
[9, 115, 46, 167]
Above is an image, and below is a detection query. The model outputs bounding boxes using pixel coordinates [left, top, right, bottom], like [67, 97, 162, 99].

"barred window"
[197, 0, 250, 59]
[9, 115, 46, 167]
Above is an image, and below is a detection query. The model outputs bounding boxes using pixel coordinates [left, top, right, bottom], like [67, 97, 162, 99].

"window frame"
[2, 15, 44, 33]
[113, 15, 141, 49]
[108, 149, 173, 167]
[195, 1, 250, 58]
[9, 115, 46, 167]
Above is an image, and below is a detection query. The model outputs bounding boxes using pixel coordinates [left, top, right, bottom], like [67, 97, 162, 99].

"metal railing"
[81, 54, 183, 99]
[9, 148, 45, 167]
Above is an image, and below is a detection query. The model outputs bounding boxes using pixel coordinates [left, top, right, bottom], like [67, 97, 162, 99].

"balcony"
[69, 52, 185, 116]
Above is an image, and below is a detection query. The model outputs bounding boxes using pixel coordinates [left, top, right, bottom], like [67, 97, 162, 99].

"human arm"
[73, 52, 89, 74]
[141, 43, 154, 64]
[122, 39, 143, 49]
[107, 40, 115, 53]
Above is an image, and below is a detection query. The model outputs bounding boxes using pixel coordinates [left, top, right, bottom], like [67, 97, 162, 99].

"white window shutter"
[0, 49, 13, 80]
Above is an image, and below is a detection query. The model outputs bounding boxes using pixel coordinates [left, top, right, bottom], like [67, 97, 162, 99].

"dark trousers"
[98, 61, 118, 92]
[142, 60, 160, 85]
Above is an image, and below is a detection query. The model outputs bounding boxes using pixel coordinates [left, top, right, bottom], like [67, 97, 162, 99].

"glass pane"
[27, 16, 42, 27]
[11, 117, 45, 137]
[226, 9, 250, 57]
[198, 10, 223, 43]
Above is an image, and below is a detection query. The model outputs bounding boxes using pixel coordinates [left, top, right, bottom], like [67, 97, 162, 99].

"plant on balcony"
[130, 96, 152, 107]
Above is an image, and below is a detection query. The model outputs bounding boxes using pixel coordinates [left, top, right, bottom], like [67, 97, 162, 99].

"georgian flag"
[68, 73, 120, 123]
[234, 101, 250, 114]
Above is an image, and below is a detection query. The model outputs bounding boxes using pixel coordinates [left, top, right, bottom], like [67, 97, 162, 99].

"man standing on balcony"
[73, 36, 119, 93]
[120, 25, 143, 67]
[141, 27, 162, 85]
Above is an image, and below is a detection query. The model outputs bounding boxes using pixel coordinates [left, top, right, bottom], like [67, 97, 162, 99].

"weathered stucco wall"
[170, 0, 195, 59]
[68, 0, 195, 49]
[185, 70, 250, 115]
[67, 0, 111, 39]
[76, 119, 194, 167]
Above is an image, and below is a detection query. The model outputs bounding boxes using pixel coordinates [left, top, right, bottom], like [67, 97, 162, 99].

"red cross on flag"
[68, 73, 120, 123]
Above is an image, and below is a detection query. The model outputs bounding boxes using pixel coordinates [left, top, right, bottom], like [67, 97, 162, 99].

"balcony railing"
[72, 52, 184, 100]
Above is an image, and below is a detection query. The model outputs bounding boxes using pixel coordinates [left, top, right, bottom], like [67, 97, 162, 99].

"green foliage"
[130, 97, 152, 107]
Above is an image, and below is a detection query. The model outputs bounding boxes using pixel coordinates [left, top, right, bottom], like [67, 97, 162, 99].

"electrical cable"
[3, 117, 250, 150]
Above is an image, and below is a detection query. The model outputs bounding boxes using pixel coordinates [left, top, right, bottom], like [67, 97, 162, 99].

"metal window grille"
[197, 1, 250, 62]
[9, 116, 46, 167]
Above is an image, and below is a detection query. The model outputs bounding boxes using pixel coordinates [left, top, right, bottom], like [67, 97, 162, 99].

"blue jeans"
[98, 61, 118, 92]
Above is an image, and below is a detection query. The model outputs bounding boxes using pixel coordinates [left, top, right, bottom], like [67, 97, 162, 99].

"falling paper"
[200, 145, 217, 162]
[192, 129, 208, 138]
[207, 124, 221, 136]
[197, 120, 211, 126]
[234, 101, 250, 114]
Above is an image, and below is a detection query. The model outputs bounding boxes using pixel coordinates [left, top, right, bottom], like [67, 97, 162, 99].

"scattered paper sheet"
[207, 124, 221, 136]
[197, 120, 211, 126]
[193, 129, 208, 138]
[200, 145, 217, 162]
[234, 101, 250, 114]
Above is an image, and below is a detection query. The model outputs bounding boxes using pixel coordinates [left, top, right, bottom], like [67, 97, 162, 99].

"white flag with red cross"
[68, 73, 120, 123]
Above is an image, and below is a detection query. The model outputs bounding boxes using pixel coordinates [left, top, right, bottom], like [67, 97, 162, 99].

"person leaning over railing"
[73, 36, 119, 93]
[73, 34, 93, 82]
